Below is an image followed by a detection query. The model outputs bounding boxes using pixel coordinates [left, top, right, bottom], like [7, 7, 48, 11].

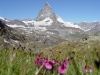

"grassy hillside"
[0, 41, 100, 75]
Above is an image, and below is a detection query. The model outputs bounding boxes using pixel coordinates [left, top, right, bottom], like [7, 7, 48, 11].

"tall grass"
[0, 41, 100, 75]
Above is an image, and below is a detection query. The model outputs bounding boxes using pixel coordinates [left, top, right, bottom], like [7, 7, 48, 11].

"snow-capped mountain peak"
[35, 2, 57, 21]
[45, 2, 51, 8]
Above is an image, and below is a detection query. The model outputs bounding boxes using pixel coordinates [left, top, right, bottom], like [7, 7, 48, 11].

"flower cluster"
[34, 53, 93, 75]
[34, 54, 69, 74]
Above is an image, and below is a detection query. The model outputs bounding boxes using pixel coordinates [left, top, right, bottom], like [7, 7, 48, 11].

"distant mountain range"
[0, 2, 100, 42]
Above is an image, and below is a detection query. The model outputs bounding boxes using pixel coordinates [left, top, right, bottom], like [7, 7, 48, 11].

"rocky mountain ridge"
[0, 19, 65, 52]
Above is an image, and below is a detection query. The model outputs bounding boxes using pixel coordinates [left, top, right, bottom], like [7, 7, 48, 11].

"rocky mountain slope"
[0, 20, 26, 45]
[74, 22, 100, 34]
[0, 19, 65, 51]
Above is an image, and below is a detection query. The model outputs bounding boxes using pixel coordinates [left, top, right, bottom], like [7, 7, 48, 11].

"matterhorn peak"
[35, 2, 57, 21]
[44, 2, 51, 8]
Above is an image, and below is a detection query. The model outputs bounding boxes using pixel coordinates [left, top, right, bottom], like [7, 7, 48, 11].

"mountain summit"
[45, 2, 51, 8]
[34, 2, 81, 29]
[35, 2, 57, 21]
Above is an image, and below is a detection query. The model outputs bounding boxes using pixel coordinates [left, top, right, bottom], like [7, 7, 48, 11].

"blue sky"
[0, 0, 100, 22]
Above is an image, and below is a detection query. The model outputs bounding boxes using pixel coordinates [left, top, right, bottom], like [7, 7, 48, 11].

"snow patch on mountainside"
[0, 17, 5, 20]
[33, 27, 47, 31]
[23, 17, 53, 26]
[34, 17, 53, 26]
[7, 24, 26, 28]
[57, 16, 65, 23]
[64, 22, 80, 28]
[5, 19, 10, 22]
[85, 24, 97, 31]
[4, 38, 9, 43]
[22, 17, 53, 32]
[57, 16, 81, 29]
[0, 17, 10, 22]
[23, 20, 34, 25]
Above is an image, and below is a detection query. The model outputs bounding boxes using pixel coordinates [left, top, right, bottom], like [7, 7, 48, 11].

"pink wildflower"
[44, 60, 53, 69]
[34, 57, 45, 66]
[83, 66, 88, 72]
[83, 66, 92, 73]
[43, 59, 59, 69]
[62, 60, 68, 67]
[58, 60, 68, 74]
[89, 67, 92, 73]
[52, 59, 58, 65]
[58, 64, 67, 74]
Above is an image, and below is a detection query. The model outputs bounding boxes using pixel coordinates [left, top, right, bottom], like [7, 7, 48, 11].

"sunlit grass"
[0, 41, 100, 75]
